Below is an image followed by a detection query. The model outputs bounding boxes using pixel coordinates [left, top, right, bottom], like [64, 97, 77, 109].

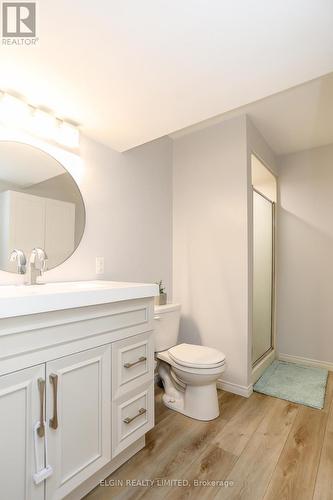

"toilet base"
[162, 384, 220, 421]
[158, 360, 221, 421]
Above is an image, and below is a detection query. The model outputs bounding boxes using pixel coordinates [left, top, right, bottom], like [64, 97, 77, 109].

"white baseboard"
[278, 353, 333, 372]
[217, 379, 253, 398]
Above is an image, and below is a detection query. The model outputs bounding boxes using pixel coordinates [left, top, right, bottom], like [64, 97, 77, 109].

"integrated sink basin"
[0, 280, 159, 319]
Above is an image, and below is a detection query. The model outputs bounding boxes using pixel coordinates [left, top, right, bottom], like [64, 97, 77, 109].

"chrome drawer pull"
[124, 356, 147, 369]
[123, 407, 147, 424]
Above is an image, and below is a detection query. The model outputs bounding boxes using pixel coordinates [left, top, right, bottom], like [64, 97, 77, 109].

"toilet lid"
[168, 343, 226, 369]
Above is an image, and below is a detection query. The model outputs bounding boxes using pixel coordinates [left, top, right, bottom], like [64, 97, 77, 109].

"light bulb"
[31, 109, 57, 140]
[55, 120, 80, 149]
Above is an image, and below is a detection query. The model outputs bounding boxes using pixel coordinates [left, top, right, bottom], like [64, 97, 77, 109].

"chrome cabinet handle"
[49, 373, 58, 430]
[37, 378, 45, 438]
[123, 407, 147, 424]
[124, 356, 147, 369]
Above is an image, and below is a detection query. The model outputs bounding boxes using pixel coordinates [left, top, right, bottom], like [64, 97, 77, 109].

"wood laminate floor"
[86, 373, 333, 500]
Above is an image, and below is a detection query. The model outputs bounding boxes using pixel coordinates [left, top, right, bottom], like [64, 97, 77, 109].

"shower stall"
[251, 155, 277, 378]
[252, 189, 274, 364]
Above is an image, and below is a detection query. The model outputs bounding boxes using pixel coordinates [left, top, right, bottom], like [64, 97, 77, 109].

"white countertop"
[0, 280, 159, 319]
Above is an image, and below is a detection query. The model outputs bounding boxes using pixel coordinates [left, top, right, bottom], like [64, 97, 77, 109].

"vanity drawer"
[112, 382, 154, 457]
[112, 331, 154, 399]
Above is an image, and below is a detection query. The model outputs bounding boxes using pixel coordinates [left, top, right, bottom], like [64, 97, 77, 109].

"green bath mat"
[254, 360, 328, 409]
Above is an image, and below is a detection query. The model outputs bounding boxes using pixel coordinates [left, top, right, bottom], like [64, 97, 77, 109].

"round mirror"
[0, 141, 85, 273]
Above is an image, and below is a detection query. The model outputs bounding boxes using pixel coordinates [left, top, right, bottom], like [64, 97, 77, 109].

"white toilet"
[154, 303, 226, 421]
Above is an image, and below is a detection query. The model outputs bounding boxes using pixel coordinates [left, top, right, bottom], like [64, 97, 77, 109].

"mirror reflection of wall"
[0, 141, 85, 272]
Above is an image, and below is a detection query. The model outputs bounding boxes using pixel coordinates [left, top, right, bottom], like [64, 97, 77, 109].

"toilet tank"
[154, 303, 181, 352]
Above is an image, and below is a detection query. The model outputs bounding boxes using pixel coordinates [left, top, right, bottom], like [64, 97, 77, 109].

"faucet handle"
[9, 249, 27, 275]
[41, 256, 48, 273]
[30, 248, 48, 272]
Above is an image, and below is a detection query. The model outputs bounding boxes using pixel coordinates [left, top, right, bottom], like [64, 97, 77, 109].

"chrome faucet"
[9, 249, 27, 274]
[27, 248, 48, 285]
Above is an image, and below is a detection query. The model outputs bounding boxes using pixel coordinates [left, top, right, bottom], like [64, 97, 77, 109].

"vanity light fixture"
[31, 108, 57, 140]
[0, 93, 32, 129]
[55, 119, 80, 149]
[0, 91, 80, 150]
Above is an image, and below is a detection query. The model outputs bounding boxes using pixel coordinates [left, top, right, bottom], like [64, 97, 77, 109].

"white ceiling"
[172, 73, 333, 155]
[0, 1, 333, 152]
[0, 142, 64, 187]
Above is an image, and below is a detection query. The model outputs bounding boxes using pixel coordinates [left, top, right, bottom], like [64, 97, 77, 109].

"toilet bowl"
[154, 304, 226, 421]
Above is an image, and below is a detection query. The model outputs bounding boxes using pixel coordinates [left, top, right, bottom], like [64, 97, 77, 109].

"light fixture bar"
[0, 91, 80, 150]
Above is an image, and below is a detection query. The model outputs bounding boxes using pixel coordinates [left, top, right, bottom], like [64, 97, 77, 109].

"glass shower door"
[252, 189, 274, 365]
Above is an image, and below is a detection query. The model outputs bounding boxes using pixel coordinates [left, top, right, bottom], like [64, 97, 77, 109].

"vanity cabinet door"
[45, 345, 111, 500]
[0, 365, 45, 500]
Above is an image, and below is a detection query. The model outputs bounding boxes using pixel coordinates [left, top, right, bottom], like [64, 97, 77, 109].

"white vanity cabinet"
[0, 295, 155, 500]
[0, 365, 45, 500]
[45, 346, 111, 500]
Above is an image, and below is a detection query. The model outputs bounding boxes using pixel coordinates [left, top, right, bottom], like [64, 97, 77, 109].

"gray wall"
[277, 143, 333, 366]
[173, 115, 250, 388]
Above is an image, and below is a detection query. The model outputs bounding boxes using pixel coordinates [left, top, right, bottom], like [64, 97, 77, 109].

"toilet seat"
[168, 343, 226, 369]
[157, 349, 225, 376]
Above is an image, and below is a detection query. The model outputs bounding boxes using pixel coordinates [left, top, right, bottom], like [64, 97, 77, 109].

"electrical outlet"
[95, 256, 104, 275]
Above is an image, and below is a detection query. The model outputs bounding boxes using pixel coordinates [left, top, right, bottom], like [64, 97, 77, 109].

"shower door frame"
[252, 187, 276, 367]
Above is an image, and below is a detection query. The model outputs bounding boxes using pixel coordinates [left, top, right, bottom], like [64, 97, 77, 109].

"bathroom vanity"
[0, 281, 157, 500]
